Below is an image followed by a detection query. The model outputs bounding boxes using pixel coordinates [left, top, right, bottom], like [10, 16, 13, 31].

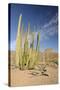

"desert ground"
[9, 51, 58, 86]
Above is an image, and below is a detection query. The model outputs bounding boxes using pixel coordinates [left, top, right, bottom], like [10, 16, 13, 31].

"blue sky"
[9, 4, 58, 52]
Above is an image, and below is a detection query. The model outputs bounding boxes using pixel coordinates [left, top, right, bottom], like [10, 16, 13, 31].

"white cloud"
[39, 13, 58, 41]
[43, 13, 58, 28]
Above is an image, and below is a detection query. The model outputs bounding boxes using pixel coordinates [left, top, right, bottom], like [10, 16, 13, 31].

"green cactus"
[16, 14, 22, 68]
[16, 14, 40, 70]
[36, 32, 40, 51]
[29, 32, 35, 69]
[22, 31, 29, 69]
[31, 32, 34, 50]
[35, 32, 40, 65]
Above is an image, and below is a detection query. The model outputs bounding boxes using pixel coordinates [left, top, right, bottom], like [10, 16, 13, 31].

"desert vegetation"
[15, 14, 41, 70]
[12, 14, 58, 71]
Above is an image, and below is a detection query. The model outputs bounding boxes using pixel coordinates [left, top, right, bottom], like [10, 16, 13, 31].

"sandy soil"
[9, 51, 58, 86]
[10, 66, 58, 86]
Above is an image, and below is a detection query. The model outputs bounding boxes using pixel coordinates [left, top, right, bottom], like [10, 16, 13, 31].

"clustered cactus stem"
[36, 32, 40, 51]
[16, 14, 40, 70]
[16, 14, 22, 68]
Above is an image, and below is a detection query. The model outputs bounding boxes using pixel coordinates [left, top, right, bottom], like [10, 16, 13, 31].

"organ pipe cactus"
[22, 32, 29, 69]
[36, 32, 40, 51]
[35, 32, 40, 65]
[16, 14, 40, 70]
[31, 32, 34, 50]
[29, 32, 35, 69]
[16, 14, 22, 68]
